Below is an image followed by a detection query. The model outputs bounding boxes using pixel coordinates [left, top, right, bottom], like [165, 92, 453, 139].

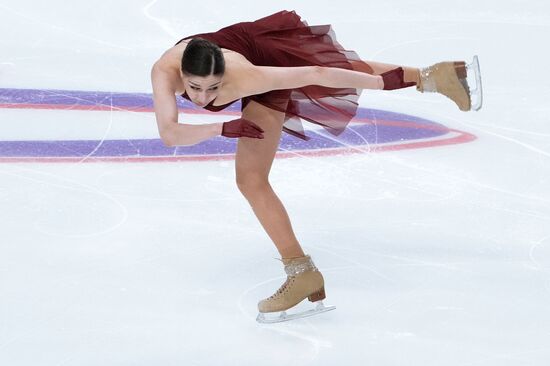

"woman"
[151, 10, 481, 322]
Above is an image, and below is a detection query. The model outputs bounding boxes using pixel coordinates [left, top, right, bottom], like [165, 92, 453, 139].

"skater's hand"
[381, 67, 417, 90]
[221, 118, 265, 139]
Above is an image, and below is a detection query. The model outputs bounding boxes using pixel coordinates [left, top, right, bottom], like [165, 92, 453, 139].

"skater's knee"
[236, 173, 270, 198]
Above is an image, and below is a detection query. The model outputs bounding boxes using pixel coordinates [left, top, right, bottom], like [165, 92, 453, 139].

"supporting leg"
[235, 100, 304, 259]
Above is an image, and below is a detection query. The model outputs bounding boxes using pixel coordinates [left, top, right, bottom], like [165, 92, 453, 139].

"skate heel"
[453, 61, 467, 80]
[308, 287, 326, 302]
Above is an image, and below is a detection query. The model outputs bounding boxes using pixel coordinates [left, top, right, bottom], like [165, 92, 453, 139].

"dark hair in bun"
[181, 37, 225, 76]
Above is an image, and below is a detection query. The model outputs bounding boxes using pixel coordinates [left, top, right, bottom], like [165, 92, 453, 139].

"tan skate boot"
[258, 255, 326, 314]
[417, 61, 472, 111]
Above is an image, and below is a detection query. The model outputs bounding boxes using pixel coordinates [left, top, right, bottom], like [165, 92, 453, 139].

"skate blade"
[256, 301, 336, 324]
[466, 55, 483, 111]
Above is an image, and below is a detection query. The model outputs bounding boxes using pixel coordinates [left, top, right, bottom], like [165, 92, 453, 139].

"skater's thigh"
[235, 100, 285, 180]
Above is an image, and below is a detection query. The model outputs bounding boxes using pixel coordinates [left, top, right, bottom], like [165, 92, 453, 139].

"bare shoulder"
[154, 42, 186, 69]
[151, 44, 186, 94]
[151, 61, 179, 100]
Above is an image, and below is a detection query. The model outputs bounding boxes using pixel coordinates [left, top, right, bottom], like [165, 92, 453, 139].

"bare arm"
[244, 65, 384, 96]
[151, 63, 222, 147]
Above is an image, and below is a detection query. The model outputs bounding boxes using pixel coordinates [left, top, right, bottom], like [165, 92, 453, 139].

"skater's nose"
[194, 92, 208, 106]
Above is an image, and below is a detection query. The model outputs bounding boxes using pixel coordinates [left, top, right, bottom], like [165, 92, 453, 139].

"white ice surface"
[1, 1, 550, 365]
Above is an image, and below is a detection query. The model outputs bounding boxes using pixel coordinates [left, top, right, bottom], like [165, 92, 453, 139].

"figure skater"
[151, 10, 482, 323]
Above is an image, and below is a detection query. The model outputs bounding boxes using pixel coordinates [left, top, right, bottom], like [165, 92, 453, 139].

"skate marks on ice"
[236, 276, 335, 361]
[0, 2, 132, 50]
[528, 234, 550, 271]
[0, 164, 129, 238]
[445, 109, 550, 160]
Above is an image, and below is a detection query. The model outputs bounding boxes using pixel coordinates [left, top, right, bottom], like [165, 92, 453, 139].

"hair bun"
[182, 37, 225, 76]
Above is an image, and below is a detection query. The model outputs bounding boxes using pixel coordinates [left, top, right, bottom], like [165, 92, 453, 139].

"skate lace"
[269, 276, 294, 299]
[267, 256, 318, 300]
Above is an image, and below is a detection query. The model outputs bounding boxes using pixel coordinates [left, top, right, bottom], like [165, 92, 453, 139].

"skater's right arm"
[151, 64, 223, 147]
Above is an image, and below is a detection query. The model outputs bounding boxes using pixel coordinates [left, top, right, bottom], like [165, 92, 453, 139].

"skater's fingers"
[242, 119, 265, 133]
[244, 126, 263, 136]
[242, 130, 264, 139]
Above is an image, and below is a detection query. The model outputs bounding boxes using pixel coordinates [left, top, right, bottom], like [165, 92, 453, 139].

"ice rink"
[1, 0, 550, 365]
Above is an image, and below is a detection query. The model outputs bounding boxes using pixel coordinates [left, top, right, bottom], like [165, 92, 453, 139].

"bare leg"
[235, 100, 304, 259]
[350, 60, 420, 85]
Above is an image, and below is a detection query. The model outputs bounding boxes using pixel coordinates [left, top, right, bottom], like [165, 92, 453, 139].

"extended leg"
[350, 60, 420, 84]
[351, 57, 480, 111]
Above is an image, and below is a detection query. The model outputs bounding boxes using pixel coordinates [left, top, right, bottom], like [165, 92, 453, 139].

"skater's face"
[182, 73, 223, 107]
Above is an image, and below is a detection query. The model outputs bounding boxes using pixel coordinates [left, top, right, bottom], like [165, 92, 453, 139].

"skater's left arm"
[246, 66, 384, 95]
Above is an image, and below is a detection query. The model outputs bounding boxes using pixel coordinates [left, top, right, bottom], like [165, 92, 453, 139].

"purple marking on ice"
[0, 123, 445, 158]
[0, 88, 451, 158]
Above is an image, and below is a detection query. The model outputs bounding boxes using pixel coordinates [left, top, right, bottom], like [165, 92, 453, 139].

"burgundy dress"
[177, 10, 362, 141]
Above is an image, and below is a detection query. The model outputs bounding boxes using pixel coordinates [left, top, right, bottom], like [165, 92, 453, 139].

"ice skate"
[256, 255, 336, 324]
[417, 55, 483, 111]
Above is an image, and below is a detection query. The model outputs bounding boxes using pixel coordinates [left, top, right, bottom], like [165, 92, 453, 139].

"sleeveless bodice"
[175, 10, 363, 141]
